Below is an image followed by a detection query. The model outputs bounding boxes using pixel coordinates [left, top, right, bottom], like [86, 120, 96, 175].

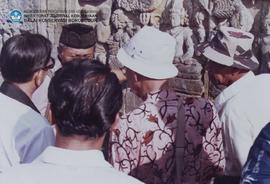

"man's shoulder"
[227, 74, 270, 106]
[0, 93, 50, 127]
[14, 106, 50, 131]
[0, 163, 144, 184]
[0, 92, 24, 109]
[0, 163, 41, 184]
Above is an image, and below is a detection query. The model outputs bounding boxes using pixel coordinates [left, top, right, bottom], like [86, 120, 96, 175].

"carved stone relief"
[254, 4, 270, 74]
[0, 0, 269, 102]
[76, 0, 264, 98]
[95, 5, 111, 64]
[116, 0, 164, 12]
[169, 1, 194, 64]
[107, 8, 135, 68]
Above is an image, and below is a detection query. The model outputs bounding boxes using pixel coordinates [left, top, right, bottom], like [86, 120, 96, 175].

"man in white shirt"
[0, 60, 143, 184]
[0, 33, 55, 172]
[199, 26, 270, 181]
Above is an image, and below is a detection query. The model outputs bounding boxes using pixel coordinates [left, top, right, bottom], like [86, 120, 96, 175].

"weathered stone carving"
[195, 11, 206, 43]
[116, 0, 170, 28]
[172, 58, 204, 97]
[168, 1, 194, 64]
[212, 0, 235, 19]
[193, 0, 253, 43]
[254, 9, 270, 73]
[95, 5, 111, 64]
[166, 0, 204, 97]
[107, 9, 135, 68]
[77, 0, 113, 63]
[230, 0, 254, 32]
[97, 5, 111, 30]
[0, 0, 267, 100]
[116, 0, 163, 12]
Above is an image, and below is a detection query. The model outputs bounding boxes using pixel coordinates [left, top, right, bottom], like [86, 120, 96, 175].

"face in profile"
[125, 69, 147, 100]
[207, 61, 233, 86]
[58, 46, 95, 64]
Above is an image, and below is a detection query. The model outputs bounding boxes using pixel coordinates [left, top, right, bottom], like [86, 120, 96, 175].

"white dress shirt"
[215, 71, 270, 176]
[0, 93, 55, 172]
[0, 146, 144, 184]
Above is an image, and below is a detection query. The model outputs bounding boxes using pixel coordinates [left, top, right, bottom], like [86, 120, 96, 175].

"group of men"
[0, 21, 269, 184]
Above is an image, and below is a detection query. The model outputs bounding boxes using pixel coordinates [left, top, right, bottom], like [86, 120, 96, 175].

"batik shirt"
[110, 90, 224, 184]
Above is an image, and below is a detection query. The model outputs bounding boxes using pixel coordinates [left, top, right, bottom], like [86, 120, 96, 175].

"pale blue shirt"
[0, 146, 144, 184]
[0, 93, 55, 172]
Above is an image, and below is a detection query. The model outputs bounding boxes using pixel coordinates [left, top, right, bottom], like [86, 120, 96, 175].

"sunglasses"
[32, 57, 56, 72]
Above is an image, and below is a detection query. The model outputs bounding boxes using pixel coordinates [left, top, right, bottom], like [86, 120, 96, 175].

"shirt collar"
[0, 81, 40, 113]
[38, 146, 112, 168]
[215, 71, 255, 111]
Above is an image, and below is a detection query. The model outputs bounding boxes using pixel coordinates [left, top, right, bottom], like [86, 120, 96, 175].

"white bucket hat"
[117, 26, 178, 79]
[199, 26, 259, 70]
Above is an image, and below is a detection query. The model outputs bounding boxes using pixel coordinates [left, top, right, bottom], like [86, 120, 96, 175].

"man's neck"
[14, 82, 35, 99]
[55, 132, 104, 151]
[141, 79, 167, 94]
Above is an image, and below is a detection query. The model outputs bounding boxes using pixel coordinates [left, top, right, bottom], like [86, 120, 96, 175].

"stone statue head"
[111, 9, 128, 29]
[263, 14, 270, 36]
[98, 6, 111, 24]
[170, 8, 188, 27]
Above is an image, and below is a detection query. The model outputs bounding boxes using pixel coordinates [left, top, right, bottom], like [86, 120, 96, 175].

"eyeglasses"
[32, 57, 56, 72]
[42, 57, 55, 71]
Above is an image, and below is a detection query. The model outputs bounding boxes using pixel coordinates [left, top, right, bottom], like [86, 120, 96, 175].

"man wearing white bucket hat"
[110, 26, 224, 184]
[199, 26, 270, 182]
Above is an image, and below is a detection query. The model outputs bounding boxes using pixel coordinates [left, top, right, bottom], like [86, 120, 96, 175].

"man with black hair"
[32, 23, 96, 116]
[0, 60, 143, 184]
[0, 33, 55, 172]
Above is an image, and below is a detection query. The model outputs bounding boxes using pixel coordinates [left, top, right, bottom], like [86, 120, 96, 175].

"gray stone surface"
[0, 0, 269, 108]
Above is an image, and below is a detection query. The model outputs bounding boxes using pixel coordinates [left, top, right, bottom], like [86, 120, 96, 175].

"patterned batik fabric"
[110, 90, 225, 184]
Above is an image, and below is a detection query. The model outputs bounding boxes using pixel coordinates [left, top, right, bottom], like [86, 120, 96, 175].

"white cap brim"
[202, 45, 259, 70]
[117, 48, 178, 79]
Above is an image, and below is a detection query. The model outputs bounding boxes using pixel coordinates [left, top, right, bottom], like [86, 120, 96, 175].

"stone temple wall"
[0, 0, 269, 111]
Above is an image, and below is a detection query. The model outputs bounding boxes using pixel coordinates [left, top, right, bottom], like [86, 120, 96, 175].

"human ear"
[111, 113, 120, 131]
[46, 104, 56, 125]
[133, 72, 139, 82]
[33, 70, 45, 88]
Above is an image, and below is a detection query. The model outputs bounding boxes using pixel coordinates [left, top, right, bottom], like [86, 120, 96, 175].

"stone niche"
[0, 0, 269, 110]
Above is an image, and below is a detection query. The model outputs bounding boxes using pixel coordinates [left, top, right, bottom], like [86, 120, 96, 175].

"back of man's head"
[0, 32, 52, 83]
[48, 60, 123, 138]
